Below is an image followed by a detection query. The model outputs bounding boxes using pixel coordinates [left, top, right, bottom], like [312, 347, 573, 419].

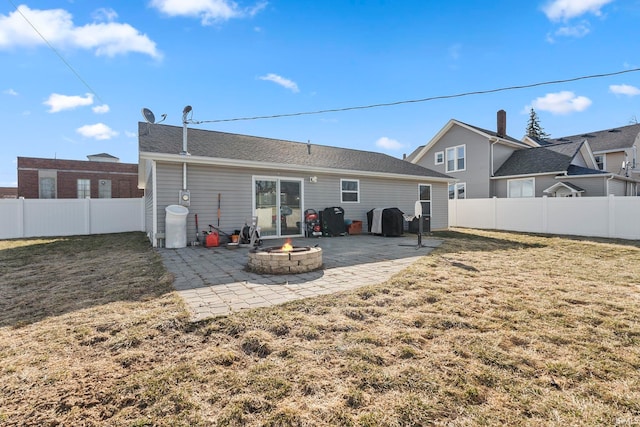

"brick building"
[17, 154, 143, 199]
[0, 187, 17, 199]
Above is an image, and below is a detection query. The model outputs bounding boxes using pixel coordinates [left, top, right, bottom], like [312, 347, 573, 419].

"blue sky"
[1, 0, 639, 187]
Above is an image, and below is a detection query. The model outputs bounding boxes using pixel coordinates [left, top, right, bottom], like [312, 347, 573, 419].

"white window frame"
[594, 154, 605, 171]
[448, 182, 466, 199]
[340, 179, 360, 203]
[434, 151, 444, 165]
[446, 144, 466, 173]
[38, 170, 56, 199]
[507, 177, 535, 198]
[99, 179, 112, 199]
[417, 183, 432, 217]
[77, 179, 91, 199]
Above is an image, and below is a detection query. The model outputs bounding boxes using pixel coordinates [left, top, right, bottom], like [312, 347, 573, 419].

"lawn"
[0, 229, 639, 426]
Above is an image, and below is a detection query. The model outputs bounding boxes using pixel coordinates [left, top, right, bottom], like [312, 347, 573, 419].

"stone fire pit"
[248, 245, 323, 274]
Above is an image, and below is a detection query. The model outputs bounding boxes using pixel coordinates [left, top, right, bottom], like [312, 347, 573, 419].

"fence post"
[18, 197, 25, 238]
[85, 197, 91, 235]
[608, 194, 615, 238]
[492, 196, 497, 229]
[542, 196, 548, 234]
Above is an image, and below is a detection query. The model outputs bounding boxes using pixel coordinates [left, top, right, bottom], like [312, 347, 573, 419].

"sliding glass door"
[254, 177, 303, 237]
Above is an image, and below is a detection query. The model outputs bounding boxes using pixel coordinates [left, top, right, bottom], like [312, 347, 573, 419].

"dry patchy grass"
[1, 229, 639, 426]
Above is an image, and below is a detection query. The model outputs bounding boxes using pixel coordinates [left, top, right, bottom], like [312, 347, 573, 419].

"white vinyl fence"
[0, 198, 145, 240]
[449, 196, 640, 240]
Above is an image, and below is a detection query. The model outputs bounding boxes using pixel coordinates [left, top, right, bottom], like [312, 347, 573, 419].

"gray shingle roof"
[548, 123, 640, 152]
[494, 141, 605, 176]
[404, 145, 424, 163]
[139, 123, 452, 179]
[458, 121, 529, 146]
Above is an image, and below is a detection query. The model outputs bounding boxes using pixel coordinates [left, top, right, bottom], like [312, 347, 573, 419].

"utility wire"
[198, 68, 640, 124]
[7, 0, 104, 104]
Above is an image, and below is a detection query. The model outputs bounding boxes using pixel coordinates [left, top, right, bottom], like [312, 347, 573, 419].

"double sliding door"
[254, 177, 303, 237]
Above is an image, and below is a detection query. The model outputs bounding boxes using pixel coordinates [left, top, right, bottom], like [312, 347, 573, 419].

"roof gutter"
[139, 151, 456, 183]
[490, 171, 565, 180]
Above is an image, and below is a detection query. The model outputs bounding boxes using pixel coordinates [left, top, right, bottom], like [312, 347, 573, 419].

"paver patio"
[158, 234, 441, 321]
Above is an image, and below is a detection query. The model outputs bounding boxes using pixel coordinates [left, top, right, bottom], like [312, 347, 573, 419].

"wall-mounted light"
[309, 176, 318, 183]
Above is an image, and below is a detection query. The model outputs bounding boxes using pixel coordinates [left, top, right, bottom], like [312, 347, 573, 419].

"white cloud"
[91, 8, 118, 22]
[150, 0, 249, 24]
[449, 43, 462, 61]
[125, 130, 137, 138]
[609, 84, 640, 96]
[530, 91, 592, 115]
[375, 137, 404, 150]
[0, 5, 161, 59]
[44, 93, 94, 113]
[3, 88, 18, 96]
[92, 104, 110, 114]
[259, 73, 299, 93]
[543, 0, 613, 21]
[76, 123, 118, 140]
[554, 22, 590, 38]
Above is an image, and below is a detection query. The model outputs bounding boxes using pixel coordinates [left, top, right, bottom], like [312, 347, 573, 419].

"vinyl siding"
[493, 175, 609, 197]
[607, 178, 626, 196]
[153, 162, 448, 243]
[415, 125, 499, 199]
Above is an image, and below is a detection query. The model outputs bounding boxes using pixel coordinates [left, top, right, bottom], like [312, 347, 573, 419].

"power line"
[7, 0, 104, 104]
[198, 68, 640, 124]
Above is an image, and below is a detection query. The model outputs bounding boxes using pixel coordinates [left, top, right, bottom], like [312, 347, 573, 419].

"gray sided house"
[545, 123, 640, 182]
[491, 140, 637, 197]
[406, 111, 535, 199]
[408, 111, 639, 198]
[138, 123, 453, 247]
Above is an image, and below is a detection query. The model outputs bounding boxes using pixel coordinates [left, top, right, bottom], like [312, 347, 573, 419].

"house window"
[77, 179, 91, 198]
[435, 151, 444, 165]
[39, 177, 56, 199]
[418, 184, 432, 217]
[448, 182, 466, 199]
[341, 179, 359, 203]
[99, 179, 112, 198]
[508, 178, 535, 198]
[594, 155, 605, 170]
[446, 145, 465, 172]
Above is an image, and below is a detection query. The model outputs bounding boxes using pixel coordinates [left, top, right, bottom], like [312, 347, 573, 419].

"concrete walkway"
[158, 234, 441, 321]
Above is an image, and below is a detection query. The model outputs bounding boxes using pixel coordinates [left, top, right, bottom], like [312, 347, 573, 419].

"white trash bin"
[165, 205, 189, 248]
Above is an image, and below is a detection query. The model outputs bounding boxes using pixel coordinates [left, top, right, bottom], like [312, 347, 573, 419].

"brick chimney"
[497, 110, 506, 137]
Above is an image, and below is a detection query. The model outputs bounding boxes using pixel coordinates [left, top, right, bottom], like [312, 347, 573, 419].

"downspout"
[606, 174, 615, 196]
[181, 106, 192, 193]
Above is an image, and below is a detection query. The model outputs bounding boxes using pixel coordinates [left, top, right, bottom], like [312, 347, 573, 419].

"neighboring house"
[491, 140, 636, 197]
[17, 154, 143, 199]
[406, 110, 536, 199]
[545, 123, 640, 181]
[0, 187, 17, 199]
[408, 111, 638, 198]
[138, 123, 453, 247]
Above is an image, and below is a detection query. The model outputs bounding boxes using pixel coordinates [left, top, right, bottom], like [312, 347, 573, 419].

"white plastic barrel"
[165, 205, 189, 248]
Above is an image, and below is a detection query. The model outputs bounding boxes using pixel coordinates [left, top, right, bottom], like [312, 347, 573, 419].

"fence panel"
[0, 198, 145, 240]
[449, 196, 640, 240]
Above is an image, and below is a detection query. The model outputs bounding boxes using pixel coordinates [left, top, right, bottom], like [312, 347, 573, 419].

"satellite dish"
[414, 200, 422, 218]
[142, 108, 156, 124]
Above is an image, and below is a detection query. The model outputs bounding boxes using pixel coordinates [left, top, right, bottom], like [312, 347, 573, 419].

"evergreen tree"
[526, 108, 550, 140]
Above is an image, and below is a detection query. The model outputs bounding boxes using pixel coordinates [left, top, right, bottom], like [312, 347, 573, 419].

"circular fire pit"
[248, 245, 323, 274]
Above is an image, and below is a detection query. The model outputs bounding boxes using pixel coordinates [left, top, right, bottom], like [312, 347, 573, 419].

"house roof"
[407, 119, 529, 165]
[493, 141, 605, 177]
[459, 121, 527, 146]
[543, 181, 585, 194]
[548, 123, 640, 153]
[404, 145, 424, 163]
[138, 123, 453, 180]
